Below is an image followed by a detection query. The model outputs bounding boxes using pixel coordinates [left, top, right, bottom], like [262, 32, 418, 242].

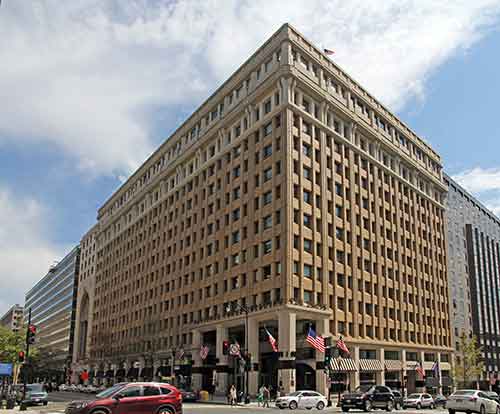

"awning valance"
[331, 358, 357, 372]
[384, 360, 403, 371]
[359, 359, 383, 372]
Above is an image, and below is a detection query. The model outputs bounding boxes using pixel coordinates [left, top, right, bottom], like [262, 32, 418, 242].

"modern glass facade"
[445, 174, 500, 384]
[25, 245, 80, 380]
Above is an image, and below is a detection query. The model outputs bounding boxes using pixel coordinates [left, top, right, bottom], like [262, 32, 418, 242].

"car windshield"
[408, 394, 422, 399]
[486, 392, 498, 397]
[27, 384, 44, 393]
[288, 391, 302, 396]
[355, 385, 373, 393]
[96, 384, 126, 399]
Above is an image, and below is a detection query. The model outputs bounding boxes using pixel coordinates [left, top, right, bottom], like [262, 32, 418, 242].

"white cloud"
[0, 185, 69, 315]
[0, 0, 499, 179]
[452, 167, 500, 193]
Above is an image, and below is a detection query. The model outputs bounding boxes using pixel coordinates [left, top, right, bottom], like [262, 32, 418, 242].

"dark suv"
[65, 382, 182, 414]
[341, 385, 395, 412]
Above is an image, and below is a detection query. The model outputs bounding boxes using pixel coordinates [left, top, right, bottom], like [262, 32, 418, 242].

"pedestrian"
[257, 386, 264, 407]
[263, 385, 270, 408]
[229, 384, 237, 406]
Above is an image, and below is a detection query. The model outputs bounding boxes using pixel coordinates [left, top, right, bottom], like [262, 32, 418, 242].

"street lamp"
[226, 302, 250, 404]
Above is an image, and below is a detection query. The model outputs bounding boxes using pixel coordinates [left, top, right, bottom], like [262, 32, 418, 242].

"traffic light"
[28, 325, 36, 345]
[222, 340, 230, 355]
[18, 351, 25, 363]
[324, 347, 333, 373]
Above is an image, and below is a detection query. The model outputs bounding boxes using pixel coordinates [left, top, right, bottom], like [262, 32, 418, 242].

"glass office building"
[25, 245, 80, 381]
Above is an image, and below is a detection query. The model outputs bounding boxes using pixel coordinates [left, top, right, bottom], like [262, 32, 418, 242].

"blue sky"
[1, 0, 500, 314]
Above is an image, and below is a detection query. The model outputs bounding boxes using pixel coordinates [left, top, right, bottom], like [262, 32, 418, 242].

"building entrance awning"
[359, 359, 383, 372]
[331, 358, 357, 372]
[384, 360, 403, 371]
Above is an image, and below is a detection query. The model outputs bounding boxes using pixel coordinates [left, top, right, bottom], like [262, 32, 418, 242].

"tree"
[0, 326, 26, 364]
[453, 333, 484, 388]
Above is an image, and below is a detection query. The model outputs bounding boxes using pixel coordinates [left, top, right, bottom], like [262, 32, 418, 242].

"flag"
[229, 341, 241, 357]
[431, 361, 440, 378]
[265, 328, 278, 352]
[415, 362, 425, 379]
[490, 373, 497, 386]
[176, 348, 185, 360]
[324, 48, 335, 55]
[306, 327, 325, 353]
[200, 345, 209, 360]
[336, 336, 350, 357]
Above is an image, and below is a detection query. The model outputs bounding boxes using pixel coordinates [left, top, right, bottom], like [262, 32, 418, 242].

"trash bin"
[199, 390, 209, 401]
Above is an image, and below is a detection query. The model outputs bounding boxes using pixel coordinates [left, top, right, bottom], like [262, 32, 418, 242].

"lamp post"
[226, 302, 250, 404]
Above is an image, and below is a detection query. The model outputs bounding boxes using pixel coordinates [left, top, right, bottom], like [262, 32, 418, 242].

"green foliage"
[453, 333, 484, 386]
[0, 325, 39, 365]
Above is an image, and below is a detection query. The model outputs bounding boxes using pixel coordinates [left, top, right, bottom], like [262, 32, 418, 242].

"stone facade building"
[445, 174, 500, 389]
[0, 304, 24, 333]
[88, 24, 452, 396]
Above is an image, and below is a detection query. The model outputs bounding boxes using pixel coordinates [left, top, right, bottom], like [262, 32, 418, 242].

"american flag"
[431, 361, 440, 377]
[265, 328, 278, 352]
[336, 336, 350, 357]
[176, 348, 185, 360]
[200, 345, 209, 360]
[306, 327, 325, 353]
[415, 362, 425, 379]
[324, 48, 335, 55]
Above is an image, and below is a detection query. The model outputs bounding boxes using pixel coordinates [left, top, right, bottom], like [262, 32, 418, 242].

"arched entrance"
[296, 363, 316, 390]
[77, 292, 90, 359]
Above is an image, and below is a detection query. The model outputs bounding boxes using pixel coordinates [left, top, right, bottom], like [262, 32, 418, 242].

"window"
[303, 167, 311, 180]
[303, 213, 312, 228]
[263, 144, 273, 158]
[233, 166, 241, 178]
[302, 143, 311, 157]
[119, 386, 142, 398]
[232, 231, 240, 244]
[304, 239, 312, 253]
[264, 100, 271, 114]
[304, 264, 313, 278]
[264, 167, 273, 182]
[263, 215, 272, 229]
[262, 240, 272, 254]
[263, 191, 272, 205]
[303, 190, 312, 204]
[304, 290, 312, 303]
[264, 122, 273, 136]
[143, 386, 160, 396]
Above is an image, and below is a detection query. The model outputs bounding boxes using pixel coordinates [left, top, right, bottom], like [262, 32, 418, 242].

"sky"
[1, 0, 500, 315]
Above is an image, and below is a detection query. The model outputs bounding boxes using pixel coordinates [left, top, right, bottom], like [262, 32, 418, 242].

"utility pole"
[20, 307, 31, 411]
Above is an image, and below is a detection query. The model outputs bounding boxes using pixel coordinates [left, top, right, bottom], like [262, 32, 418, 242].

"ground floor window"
[360, 372, 376, 385]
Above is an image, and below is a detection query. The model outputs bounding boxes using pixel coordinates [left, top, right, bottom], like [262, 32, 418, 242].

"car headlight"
[72, 401, 91, 409]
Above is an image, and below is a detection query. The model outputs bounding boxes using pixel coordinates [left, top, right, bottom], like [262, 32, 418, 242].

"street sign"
[0, 363, 13, 376]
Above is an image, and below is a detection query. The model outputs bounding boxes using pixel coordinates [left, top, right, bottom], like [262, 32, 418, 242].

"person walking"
[257, 385, 264, 407]
[229, 384, 237, 406]
[263, 385, 270, 408]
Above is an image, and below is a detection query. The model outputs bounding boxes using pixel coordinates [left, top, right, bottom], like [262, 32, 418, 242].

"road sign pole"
[20, 307, 31, 411]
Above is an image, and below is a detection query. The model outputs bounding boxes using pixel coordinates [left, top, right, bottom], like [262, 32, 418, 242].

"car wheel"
[289, 400, 298, 410]
[417, 403, 422, 410]
[364, 400, 372, 412]
[448, 410, 455, 414]
[43, 402, 48, 406]
[387, 400, 394, 412]
[430, 404, 435, 409]
[317, 401, 325, 410]
[158, 408, 175, 414]
[396, 402, 402, 410]
[480, 405, 486, 414]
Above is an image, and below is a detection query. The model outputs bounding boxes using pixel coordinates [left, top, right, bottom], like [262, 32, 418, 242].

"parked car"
[23, 383, 49, 406]
[447, 390, 499, 414]
[390, 390, 404, 410]
[65, 382, 182, 414]
[275, 390, 328, 410]
[58, 384, 69, 392]
[341, 385, 395, 412]
[434, 394, 448, 408]
[180, 389, 198, 402]
[404, 393, 435, 409]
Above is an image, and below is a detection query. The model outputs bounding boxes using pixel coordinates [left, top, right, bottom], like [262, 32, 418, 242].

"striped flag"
[336, 336, 350, 357]
[200, 345, 209, 360]
[415, 362, 425, 379]
[324, 48, 335, 55]
[265, 328, 278, 352]
[306, 327, 325, 353]
[176, 348, 185, 360]
[431, 361, 440, 378]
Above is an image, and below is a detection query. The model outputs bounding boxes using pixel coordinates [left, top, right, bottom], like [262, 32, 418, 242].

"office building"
[89, 24, 452, 395]
[445, 174, 500, 389]
[0, 304, 24, 333]
[25, 246, 80, 381]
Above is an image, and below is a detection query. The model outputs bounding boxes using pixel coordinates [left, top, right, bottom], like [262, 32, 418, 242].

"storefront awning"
[384, 360, 403, 371]
[359, 359, 383, 372]
[331, 358, 357, 372]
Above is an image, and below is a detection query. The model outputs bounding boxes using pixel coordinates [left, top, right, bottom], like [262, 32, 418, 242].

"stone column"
[191, 329, 203, 391]
[377, 348, 385, 385]
[216, 325, 229, 394]
[247, 317, 260, 396]
[437, 353, 442, 394]
[401, 349, 407, 397]
[352, 346, 360, 389]
[315, 319, 330, 396]
[278, 312, 297, 393]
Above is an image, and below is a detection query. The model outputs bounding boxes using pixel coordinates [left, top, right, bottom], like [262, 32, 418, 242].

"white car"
[447, 390, 500, 414]
[58, 384, 69, 392]
[275, 390, 328, 410]
[404, 393, 435, 409]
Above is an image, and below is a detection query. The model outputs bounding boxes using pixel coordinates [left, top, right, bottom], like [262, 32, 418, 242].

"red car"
[65, 382, 182, 414]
